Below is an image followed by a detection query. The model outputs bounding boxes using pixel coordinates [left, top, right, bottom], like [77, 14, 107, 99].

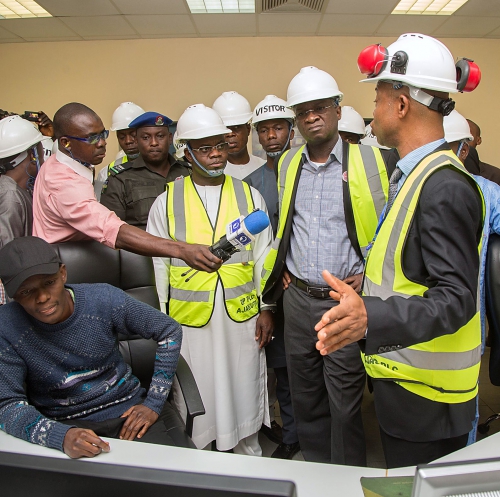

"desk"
[0, 431, 383, 497]
[2, 431, 499, 496]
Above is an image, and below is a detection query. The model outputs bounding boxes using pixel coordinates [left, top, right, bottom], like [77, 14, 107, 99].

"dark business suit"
[362, 145, 483, 467]
[263, 142, 392, 465]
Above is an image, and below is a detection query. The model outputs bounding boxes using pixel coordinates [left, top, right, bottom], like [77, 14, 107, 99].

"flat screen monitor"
[412, 457, 500, 497]
[0, 452, 296, 497]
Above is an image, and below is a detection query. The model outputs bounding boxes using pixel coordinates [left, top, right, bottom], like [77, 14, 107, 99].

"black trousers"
[379, 428, 469, 468]
[283, 283, 367, 466]
[60, 401, 190, 448]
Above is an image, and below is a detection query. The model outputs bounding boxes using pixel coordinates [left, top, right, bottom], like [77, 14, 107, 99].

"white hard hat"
[358, 34, 458, 93]
[360, 124, 390, 150]
[176, 104, 231, 142]
[287, 66, 343, 108]
[173, 131, 186, 159]
[0, 115, 43, 159]
[338, 106, 366, 136]
[444, 110, 473, 143]
[110, 102, 145, 131]
[252, 95, 295, 128]
[212, 91, 253, 126]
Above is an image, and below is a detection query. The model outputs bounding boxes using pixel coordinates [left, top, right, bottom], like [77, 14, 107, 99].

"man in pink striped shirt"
[33, 103, 221, 272]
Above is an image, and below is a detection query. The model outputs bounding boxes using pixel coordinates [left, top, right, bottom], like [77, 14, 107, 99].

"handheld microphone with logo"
[182, 209, 270, 281]
[210, 209, 270, 262]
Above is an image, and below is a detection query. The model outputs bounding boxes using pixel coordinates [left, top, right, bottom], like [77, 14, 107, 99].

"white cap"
[212, 91, 253, 126]
[176, 104, 231, 142]
[338, 106, 366, 136]
[110, 102, 145, 131]
[444, 110, 473, 143]
[287, 66, 343, 108]
[0, 115, 43, 159]
[360, 33, 459, 94]
[252, 95, 295, 128]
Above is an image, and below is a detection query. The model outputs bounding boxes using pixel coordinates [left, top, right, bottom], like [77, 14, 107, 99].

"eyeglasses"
[190, 142, 229, 156]
[295, 104, 336, 121]
[65, 129, 109, 145]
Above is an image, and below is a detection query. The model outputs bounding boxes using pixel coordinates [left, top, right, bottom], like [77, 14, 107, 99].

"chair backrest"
[52, 240, 159, 388]
[486, 234, 500, 386]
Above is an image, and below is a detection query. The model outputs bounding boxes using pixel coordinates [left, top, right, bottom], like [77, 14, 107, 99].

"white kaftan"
[147, 178, 271, 452]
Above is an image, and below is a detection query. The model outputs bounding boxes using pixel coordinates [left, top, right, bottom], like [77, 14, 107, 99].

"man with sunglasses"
[260, 67, 392, 466]
[101, 112, 190, 230]
[147, 104, 273, 456]
[33, 102, 222, 274]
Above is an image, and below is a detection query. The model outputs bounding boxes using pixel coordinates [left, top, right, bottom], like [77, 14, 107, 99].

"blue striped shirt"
[286, 138, 363, 285]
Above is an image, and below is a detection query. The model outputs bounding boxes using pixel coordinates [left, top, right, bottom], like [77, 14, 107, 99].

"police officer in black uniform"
[101, 112, 190, 230]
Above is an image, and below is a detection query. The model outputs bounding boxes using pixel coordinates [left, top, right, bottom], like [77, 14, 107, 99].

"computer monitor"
[0, 452, 296, 497]
[412, 457, 500, 497]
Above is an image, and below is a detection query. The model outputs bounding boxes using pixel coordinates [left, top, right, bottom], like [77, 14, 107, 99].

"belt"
[289, 274, 332, 299]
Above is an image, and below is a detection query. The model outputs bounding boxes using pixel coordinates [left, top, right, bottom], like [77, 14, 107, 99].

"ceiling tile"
[22, 36, 83, 41]
[325, 0, 398, 15]
[452, 0, 500, 17]
[318, 14, 385, 35]
[112, 0, 189, 15]
[485, 25, 500, 37]
[125, 15, 196, 35]
[376, 15, 448, 36]
[0, 24, 23, 40]
[0, 18, 80, 38]
[59, 16, 137, 37]
[433, 16, 500, 36]
[193, 13, 257, 36]
[258, 13, 321, 34]
[37, 0, 119, 16]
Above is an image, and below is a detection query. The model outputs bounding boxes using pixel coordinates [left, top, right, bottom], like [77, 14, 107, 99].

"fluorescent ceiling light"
[392, 0, 469, 15]
[186, 0, 255, 14]
[0, 0, 51, 18]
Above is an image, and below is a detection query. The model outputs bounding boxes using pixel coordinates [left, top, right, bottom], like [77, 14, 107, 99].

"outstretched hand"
[315, 270, 368, 355]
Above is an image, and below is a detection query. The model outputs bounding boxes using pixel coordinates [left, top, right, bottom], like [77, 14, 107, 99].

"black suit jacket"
[262, 142, 393, 304]
[362, 145, 483, 441]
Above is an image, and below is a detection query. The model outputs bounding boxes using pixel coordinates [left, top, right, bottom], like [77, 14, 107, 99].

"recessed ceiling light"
[186, 0, 255, 14]
[0, 0, 52, 19]
[392, 0, 469, 15]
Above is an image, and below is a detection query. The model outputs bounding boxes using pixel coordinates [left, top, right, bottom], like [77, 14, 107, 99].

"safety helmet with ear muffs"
[455, 58, 481, 92]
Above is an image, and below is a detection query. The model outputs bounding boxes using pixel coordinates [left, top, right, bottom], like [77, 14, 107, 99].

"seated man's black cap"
[0, 236, 61, 298]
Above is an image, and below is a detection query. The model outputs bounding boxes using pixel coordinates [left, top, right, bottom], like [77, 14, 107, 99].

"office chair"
[52, 240, 205, 446]
[478, 233, 500, 434]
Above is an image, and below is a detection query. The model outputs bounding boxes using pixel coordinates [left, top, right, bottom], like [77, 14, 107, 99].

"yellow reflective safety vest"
[362, 150, 484, 404]
[166, 175, 259, 328]
[261, 143, 389, 295]
[100, 155, 129, 194]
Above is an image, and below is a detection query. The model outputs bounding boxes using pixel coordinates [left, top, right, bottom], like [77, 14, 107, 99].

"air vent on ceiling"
[261, 0, 324, 14]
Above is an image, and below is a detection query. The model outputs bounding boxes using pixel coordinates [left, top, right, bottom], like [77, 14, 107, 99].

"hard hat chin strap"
[456, 140, 466, 158]
[390, 82, 455, 116]
[127, 152, 140, 160]
[186, 143, 225, 177]
[266, 122, 294, 158]
[26, 145, 41, 195]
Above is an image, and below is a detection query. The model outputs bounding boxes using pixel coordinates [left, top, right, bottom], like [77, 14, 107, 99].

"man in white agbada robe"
[147, 104, 273, 456]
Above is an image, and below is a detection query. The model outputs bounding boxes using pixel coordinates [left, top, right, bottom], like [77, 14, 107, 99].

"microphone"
[181, 209, 270, 281]
[210, 209, 270, 262]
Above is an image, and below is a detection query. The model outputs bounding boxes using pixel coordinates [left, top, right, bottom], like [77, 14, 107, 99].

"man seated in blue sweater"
[0, 236, 182, 458]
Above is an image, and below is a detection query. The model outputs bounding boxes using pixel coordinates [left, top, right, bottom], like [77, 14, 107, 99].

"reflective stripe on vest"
[167, 175, 258, 327]
[362, 150, 484, 403]
[261, 144, 389, 291]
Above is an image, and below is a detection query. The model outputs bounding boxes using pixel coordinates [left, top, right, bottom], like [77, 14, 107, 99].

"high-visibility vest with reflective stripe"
[261, 144, 389, 293]
[362, 150, 484, 404]
[167, 175, 258, 327]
